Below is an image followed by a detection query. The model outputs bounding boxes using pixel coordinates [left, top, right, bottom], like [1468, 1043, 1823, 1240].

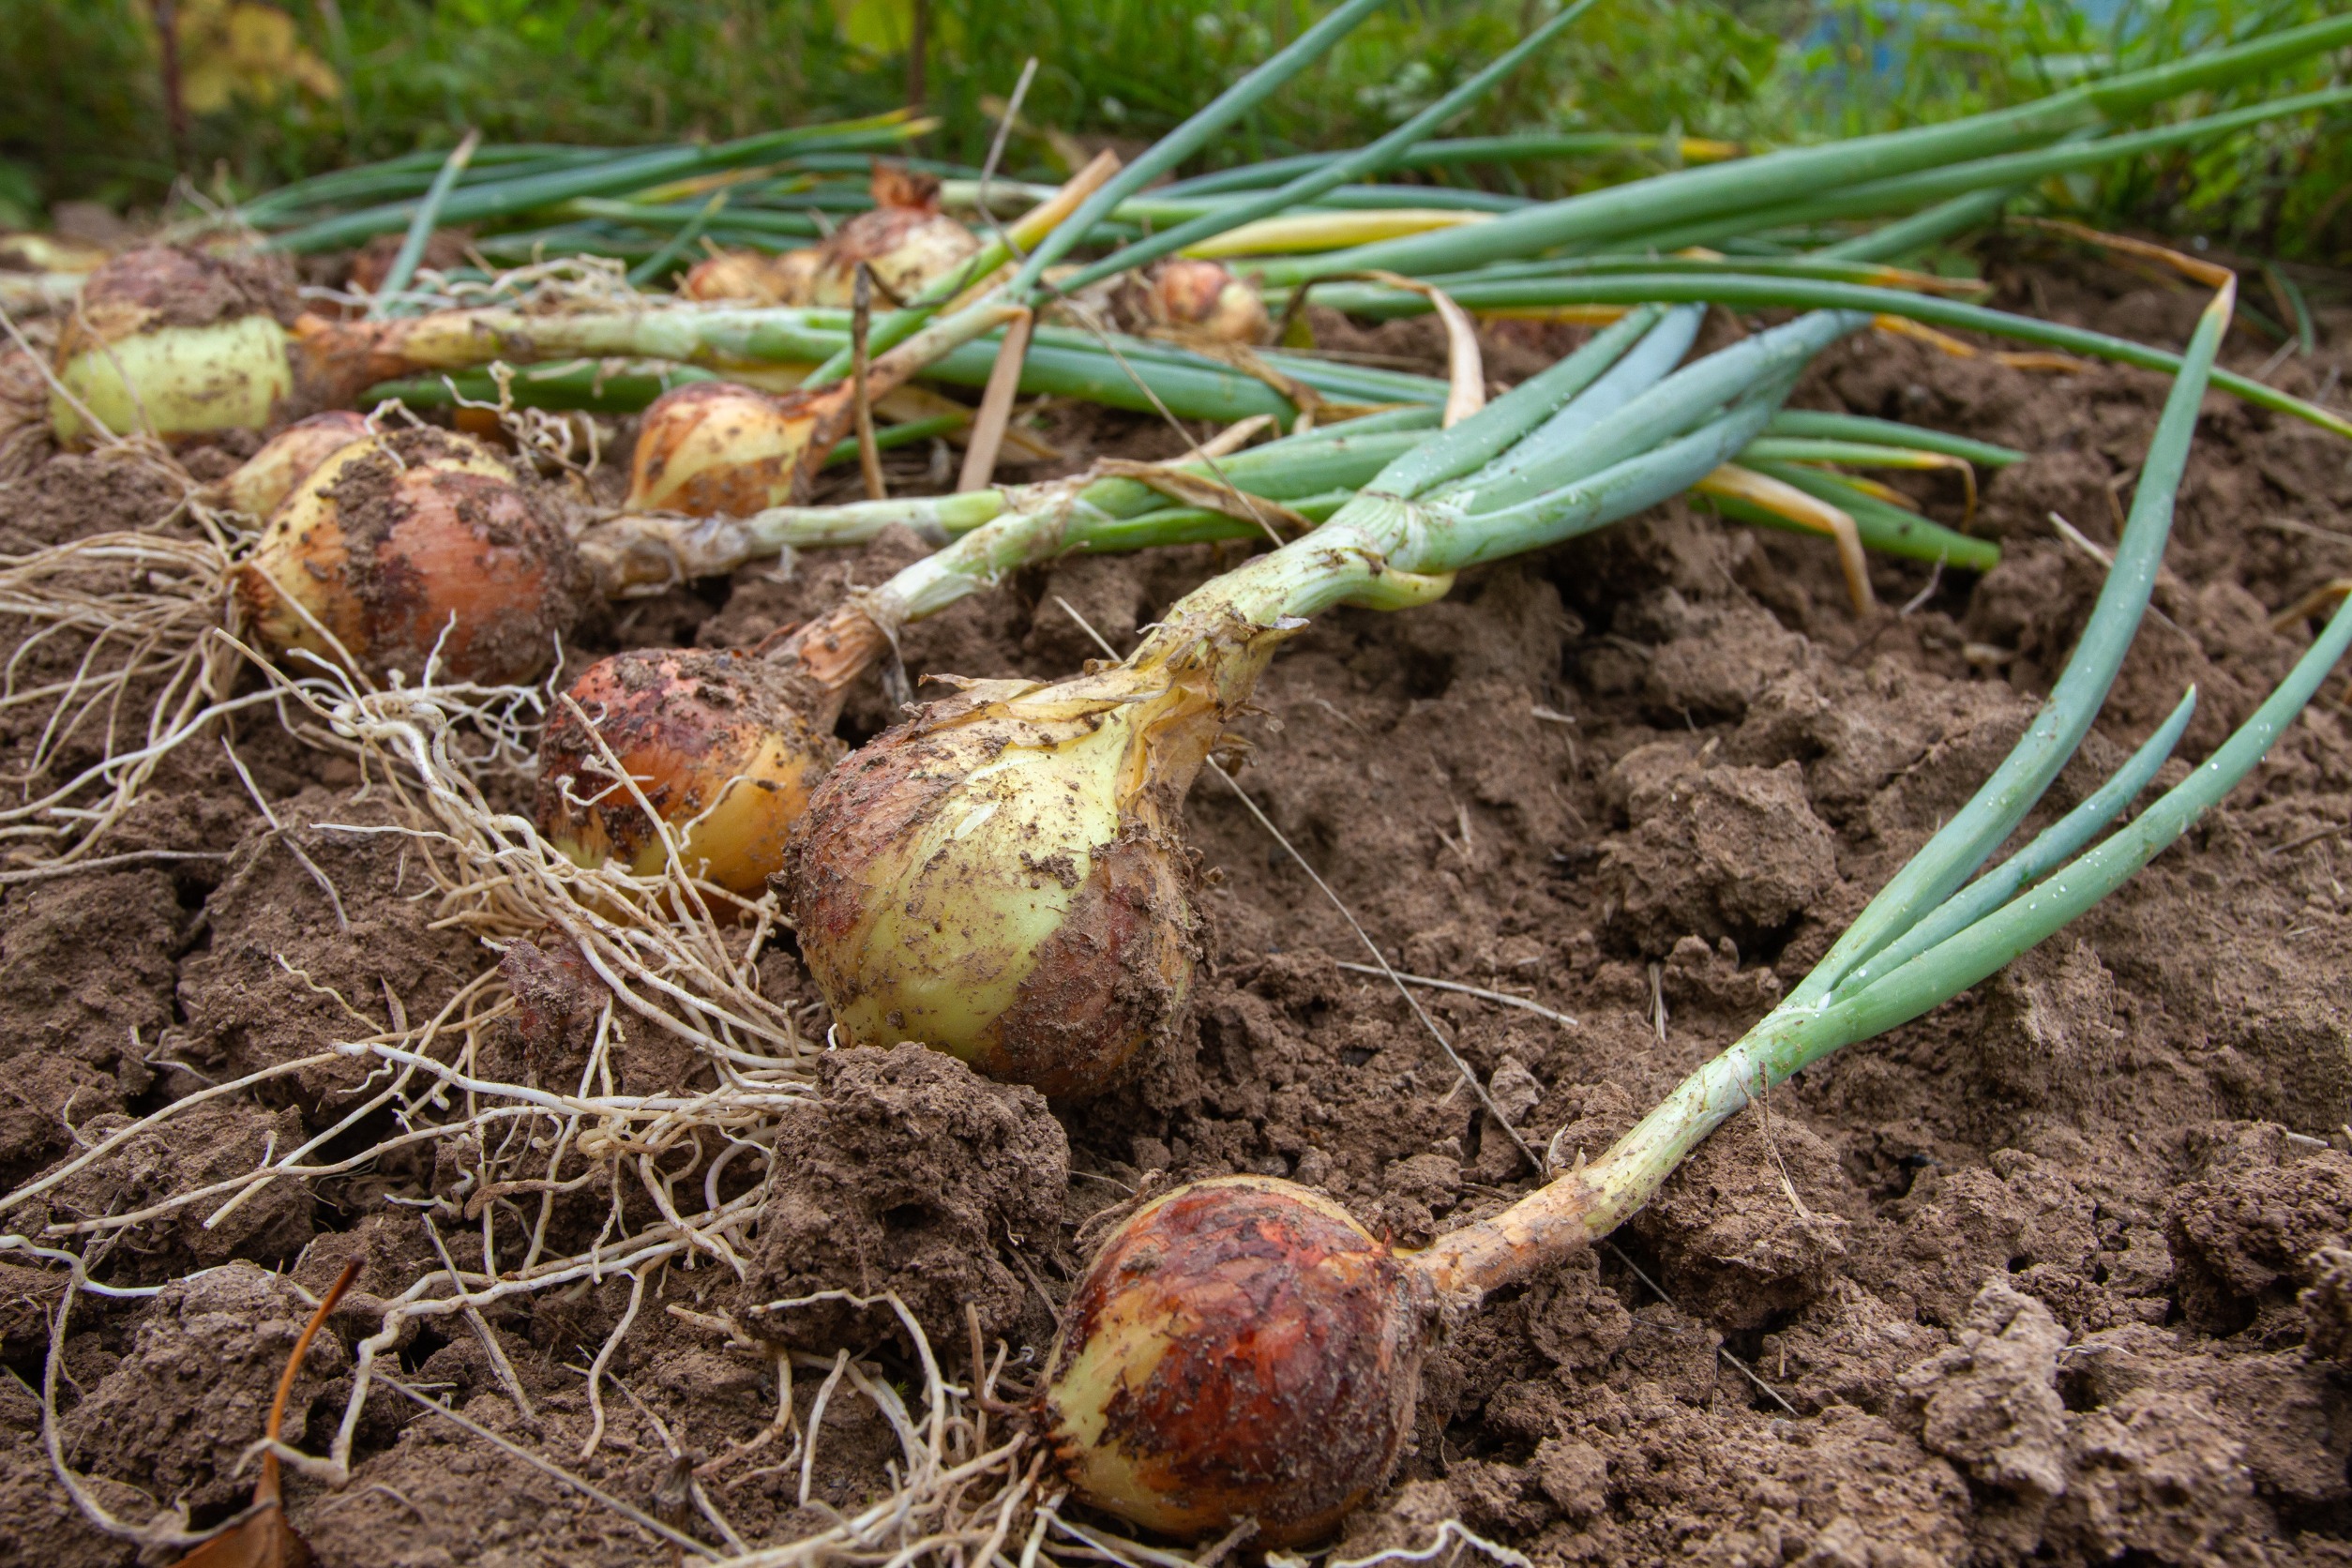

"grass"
[0, 0, 2345, 260]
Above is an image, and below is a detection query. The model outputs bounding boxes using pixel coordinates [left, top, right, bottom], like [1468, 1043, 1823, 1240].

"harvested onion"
[54, 246, 302, 442]
[786, 312, 1869, 1097]
[1042, 1175, 1426, 1546]
[537, 648, 837, 898]
[802, 165, 983, 309]
[1132, 258, 1270, 343]
[234, 427, 580, 686]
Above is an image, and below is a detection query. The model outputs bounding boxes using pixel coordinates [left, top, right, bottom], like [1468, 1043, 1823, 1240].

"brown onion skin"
[678, 249, 820, 306]
[803, 164, 981, 307]
[1141, 260, 1268, 344]
[625, 380, 828, 517]
[1041, 1175, 1428, 1546]
[234, 428, 580, 686]
[536, 647, 838, 898]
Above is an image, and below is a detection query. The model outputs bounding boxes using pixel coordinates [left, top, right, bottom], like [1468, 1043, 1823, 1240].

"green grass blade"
[1785, 281, 2235, 1009]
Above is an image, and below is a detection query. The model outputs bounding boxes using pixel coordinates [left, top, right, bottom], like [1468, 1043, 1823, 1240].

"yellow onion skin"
[785, 667, 1210, 1099]
[625, 379, 828, 517]
[53, 246, 298, 442]
[1144, 260, 1269, 344]
[234, 428, 579, 686]
[536, 648, 839, 898]
[1041, 1175, 1428, 1546]
[210, 410, 371, 520]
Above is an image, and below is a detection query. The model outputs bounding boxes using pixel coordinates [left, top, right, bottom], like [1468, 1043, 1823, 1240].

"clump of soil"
[738, 1042, 1069, 1350]
[59, 1262, 348, 1515]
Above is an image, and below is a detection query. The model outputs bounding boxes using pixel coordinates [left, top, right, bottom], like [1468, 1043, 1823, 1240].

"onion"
[1136, 259, 1270, 343]
[234, 427, 580, 686]
[1041, 1175, 1427, 1546]
[679, 248, 821, 307]
[625, 380, 827, 518]
[784, 645, 1242, 1098]
[53, 246, 300, 442]
[536, 647, 838, 897]
[801, 165, 982, 309]
[208, 411, 372, 520]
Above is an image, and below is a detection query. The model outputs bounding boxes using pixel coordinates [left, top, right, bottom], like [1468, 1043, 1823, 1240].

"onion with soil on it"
[204, 409, 372, 520]
[234, 425, 581, 687]
[550, 410, 1438, 897]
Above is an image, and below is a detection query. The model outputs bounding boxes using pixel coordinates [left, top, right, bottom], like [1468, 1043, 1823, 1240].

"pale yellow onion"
[209, 410, 371, 520]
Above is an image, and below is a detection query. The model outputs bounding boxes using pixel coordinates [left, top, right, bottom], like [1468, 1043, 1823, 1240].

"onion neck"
[1406, 1001, 1839, 1315]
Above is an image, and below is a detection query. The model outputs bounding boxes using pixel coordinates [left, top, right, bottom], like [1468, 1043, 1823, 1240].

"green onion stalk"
[1019, 276, 2352, 1548]
[778, 305, 1868, 1097]
[52, 0, 1401, 450]
[1247, 15, 2352, 287]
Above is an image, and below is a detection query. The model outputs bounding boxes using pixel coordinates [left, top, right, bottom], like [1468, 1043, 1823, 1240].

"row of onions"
[13, 7, 2352, 1553]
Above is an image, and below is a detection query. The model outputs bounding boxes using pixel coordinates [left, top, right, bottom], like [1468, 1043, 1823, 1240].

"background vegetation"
[2, 0, 2345, 261]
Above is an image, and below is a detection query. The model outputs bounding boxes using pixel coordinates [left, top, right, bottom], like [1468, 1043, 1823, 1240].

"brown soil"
[5, 249, 2352, 1566]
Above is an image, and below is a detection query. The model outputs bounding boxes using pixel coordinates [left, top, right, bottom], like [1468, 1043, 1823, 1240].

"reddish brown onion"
[536, 646, 839, 897]
[1041, 1175, 1428, 1546]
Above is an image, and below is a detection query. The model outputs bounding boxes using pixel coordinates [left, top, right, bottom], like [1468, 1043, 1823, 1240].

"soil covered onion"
[234, 426, 580, 686]
[1041, 1175, 1426, 1546]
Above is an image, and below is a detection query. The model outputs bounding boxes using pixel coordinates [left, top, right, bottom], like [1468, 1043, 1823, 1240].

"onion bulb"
[1135, 259, 1269, 344]
[625, 379, 827, 518]
[234, 427, 579, 686]
[1041, 1175, 1427, 1546]
[207, 411, 371, 520]
[802, 164, 982, 309]
[784, 631, 1267, 1097]
[536, 648, 839, 898]
[53, 246, 300, 443]
[678, 248, 822, 307]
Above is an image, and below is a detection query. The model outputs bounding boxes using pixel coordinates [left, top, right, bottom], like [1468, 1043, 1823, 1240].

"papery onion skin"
[537, 647, 838, 897]
[784, 671, 1201, 1099]
[1041, 1175, 1427, 1546]
[680, 248, 822, 307]
[212, 410, 371, 520]
[625, 379, 826, 517]
[53, 246, 300, 442]
[234, 427, 579, 686]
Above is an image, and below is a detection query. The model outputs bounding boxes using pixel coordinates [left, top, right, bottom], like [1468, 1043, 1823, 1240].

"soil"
[3, 243, 2352, 1566]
